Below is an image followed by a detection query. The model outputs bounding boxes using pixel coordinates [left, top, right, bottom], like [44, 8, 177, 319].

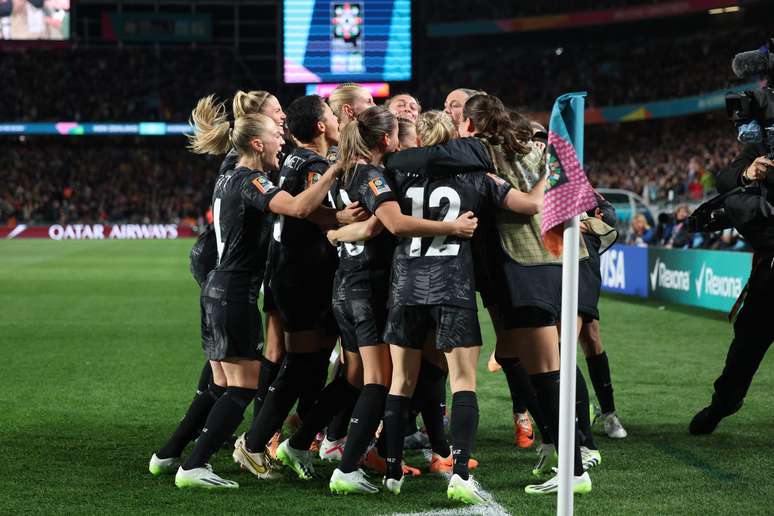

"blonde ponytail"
[328, 83, 366, 120]
[338, 106, 396, 184]
[416, 110, 455, 147]
[187, 95, 231, 156]
[232, 90, 273, 118]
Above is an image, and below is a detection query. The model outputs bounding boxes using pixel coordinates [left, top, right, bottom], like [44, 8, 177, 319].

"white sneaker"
[232, 433, 281, 479]
[383, 475, 404, 495]
[532, 443, 558, 476]
[580, 446, 602, 470]
[603, 412, 628, 439]
[447, 474, 491, 504]
[174, 466, 238, 489]
[329, 468, 379, 494]
[148, 453, 179, 476]
[525, 469, 592, 495]
[276, 439, 317, 480]
[319, 436, 346, 462]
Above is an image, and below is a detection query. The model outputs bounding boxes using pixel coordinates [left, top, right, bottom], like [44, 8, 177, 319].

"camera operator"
[690, 145, 774, 434]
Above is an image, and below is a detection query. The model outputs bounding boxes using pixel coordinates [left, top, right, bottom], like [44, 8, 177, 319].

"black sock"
[531, 371, 583, 476]
[586, 352, 615, 415]
[327, 404, 354, 441]
[296, 351, 330, 421]
[383, 394, 410, 480]
[157, 383, 225, 459]
[339, 384, 388, 473]
[245, 352, 317, 452]
[182, 386, 256, 470]
[196, 361, 213, 394]
[450, 391, 478, 480]
[576, 367, 597, 450]
[289, 375, 360, 450]
[404, 413, 419, 437]
[496, 355, 550, 442]
[416, 361, 449, 456]
[253, 358, 281, 421]
[495, 355, 528, 414]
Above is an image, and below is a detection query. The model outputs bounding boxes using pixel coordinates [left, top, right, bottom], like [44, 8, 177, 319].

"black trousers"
[712, 254, 774, 410]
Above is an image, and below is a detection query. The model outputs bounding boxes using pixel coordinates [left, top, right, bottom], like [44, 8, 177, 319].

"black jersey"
[387, 169, 511, 309]
[203, 166, 280, 303]
[333, 165, 397, 297]
[269, 147, 338, 275]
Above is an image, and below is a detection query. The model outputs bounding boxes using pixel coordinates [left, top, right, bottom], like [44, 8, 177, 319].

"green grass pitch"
[1, 240, 773, 515]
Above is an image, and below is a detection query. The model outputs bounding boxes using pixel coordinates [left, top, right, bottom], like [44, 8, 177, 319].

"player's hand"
[326, 229, 340, 247]
[743, 156, 774, 183]
[452, 211, 478, 239]
[337, 201, 369, 224]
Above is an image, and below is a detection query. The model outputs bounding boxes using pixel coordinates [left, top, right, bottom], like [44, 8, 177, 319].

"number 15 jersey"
[387, 170, 511, 310]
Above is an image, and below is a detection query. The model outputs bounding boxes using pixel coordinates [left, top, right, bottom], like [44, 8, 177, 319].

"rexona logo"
[694, 262, 743, 299]
[649, 258, 690, 292]
[600, 248, 625, 289]
[48, 224, 179, 240]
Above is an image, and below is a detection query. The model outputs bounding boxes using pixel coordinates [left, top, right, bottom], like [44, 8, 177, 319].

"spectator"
[626, 214, 655, 247]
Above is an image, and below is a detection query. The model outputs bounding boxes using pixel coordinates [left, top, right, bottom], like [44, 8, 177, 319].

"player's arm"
[268, 161, 342, 218]
[384, 138, 494, 176]
[374, 201, 477, 239]
[327, 215, 384, 245]
[499, 174, 546, 215]
[308, 202, 369, 228]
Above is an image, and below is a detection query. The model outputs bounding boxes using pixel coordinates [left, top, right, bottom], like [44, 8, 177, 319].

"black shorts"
[498, 304, 557, 330]
[383, 305, 482, 351]
[200, 296, 214, 351]
[501, 257, 562, 318]
[202, 295, 264, 361]
[270, 268, 338, 335]
[578, 242, 601, 322]
[333, 296, 388, 353]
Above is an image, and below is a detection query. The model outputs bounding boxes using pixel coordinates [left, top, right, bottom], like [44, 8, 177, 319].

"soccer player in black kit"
[171, 94, 342, 490]
[148, 90, 288, 477]
[272, 106, 478, 486]
[341, 111, 545, 503]
[233, 95, 368, 477]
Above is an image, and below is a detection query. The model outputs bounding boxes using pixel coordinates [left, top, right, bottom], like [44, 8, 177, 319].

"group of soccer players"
[147, 83, 628, 504]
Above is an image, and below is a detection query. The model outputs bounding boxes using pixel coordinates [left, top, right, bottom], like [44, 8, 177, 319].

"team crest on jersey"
[307, 172, 321, 187]
[251, 175, 275, 193]
[369, 177, 391, 195]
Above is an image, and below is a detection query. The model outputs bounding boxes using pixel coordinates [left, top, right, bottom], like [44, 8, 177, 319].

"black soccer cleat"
[689, 401, 742, 435]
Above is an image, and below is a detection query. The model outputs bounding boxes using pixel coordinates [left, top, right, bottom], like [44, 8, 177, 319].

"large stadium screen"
[0, 0, 70, 40]
[283, 0, 411, 84]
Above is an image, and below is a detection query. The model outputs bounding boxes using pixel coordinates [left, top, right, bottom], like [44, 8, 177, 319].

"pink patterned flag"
[541, 92, 597, 255]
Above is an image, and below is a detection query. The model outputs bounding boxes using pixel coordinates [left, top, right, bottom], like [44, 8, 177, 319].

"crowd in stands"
[0, 47, 250, 122]
[0, 140, 217, 227]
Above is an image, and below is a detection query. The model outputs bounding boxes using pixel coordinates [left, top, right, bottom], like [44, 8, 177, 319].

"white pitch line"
[383, 451, 511, 516]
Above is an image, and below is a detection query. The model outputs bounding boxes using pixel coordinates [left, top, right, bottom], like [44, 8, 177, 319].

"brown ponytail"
[462, 94, 531, 159]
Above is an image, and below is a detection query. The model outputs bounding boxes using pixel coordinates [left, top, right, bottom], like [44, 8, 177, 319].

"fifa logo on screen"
[331, 2, 365, 73]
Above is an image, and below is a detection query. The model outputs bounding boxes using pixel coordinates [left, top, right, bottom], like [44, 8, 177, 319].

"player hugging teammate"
[148, 84, 625, 503]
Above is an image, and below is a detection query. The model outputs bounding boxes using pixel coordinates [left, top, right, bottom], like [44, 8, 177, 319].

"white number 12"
[405, 186, 461, 257]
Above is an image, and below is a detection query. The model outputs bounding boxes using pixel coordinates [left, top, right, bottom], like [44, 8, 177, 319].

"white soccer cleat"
[319, 436, 346, 462]
[603, 412, 628, 439]
[232, 433, 281, 479]
[174, 466, 238, 490]
[525, 469, 592, 495]
[383, 475, 404, 495]
[580, 446, 602, 470]
[148, 453, 180, 476]
[329, 468, 379, 495]
[447, 474, 491, 505]
[532, 443, 558, 476]
[276, 439, 317, 480]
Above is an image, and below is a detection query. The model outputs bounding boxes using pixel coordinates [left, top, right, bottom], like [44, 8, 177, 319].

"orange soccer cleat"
[428, 453, 479, 474]
[362, 447, 421, 477]
[514, 412, 535, 449]
[267, 430, 282, 459]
